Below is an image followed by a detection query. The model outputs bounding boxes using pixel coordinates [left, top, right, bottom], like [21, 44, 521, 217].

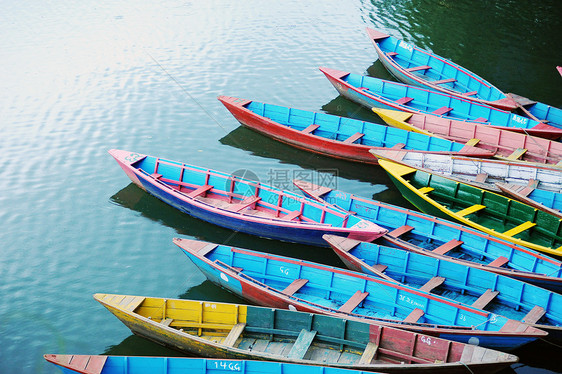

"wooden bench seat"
[223, 323, 246, 347]
[456, 204, 486, 217]
[419, 276, 446, 293]
[160, 318, 173, 326]
[433, 78, 457, 85]
[475, 173, 488, 183]
[432, 239, 463, 255]
[521, 305, 546, 325]
[187, 184, 213, 198]
[342, 132, 365, 144]
[471, 289, 499, 310]
[151, 173, 162, 179]
[231, 196, 261, 212]
[301, 124, 320, 135]
[282, 210, 301, 221]
[403, 308, 424, 323]
[282, 279, 309, 296]
[396, 97, 414, 105]
[464, 91, 478, 96]
[418, 186, 434, 194]
[358, 342, 379, 364]
[473, 117, 488, 122]
[506, 148, 527, 161]
[405, 65, 431, 72]
[338, 291, 369, 313]
[287, 329, 317, 359]
[518, 179, 539, 197]
[488, 256, 509, 268]
[388, 225, 414, 238]
[503, 221, 536, 237]
[432, 106, 454, 116]
[386, 52, 399, 57]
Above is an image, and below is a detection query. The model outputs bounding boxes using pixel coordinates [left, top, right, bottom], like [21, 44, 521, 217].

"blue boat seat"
[287, 329, 317, 360]
[403, 308, 424, 323]
[338, 291, 369, 313]
[432, 239, 463, 255]
[388, 225, 414, 238]
[432, 106, 454, 116]
[223, 323, 246, 347]
[301, 124, 320, 135]
[405, 65, 431, 72]
[396, 97, 414, 105]
[282, 278, 309, 296]
[433, 78, 457, 85]
[187, 184, 214, 198]
[471, 289, 499, 310]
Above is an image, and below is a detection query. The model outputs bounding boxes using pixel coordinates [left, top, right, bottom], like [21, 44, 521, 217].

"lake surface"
[1, 0, 561, 373]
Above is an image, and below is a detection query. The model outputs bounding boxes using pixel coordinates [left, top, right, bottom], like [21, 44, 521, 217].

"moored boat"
[372, 108, 562, 165]
[93, 294, 517, 373]
[324, 234, 562, 341]
[218, 96, 492, 165]
[365, 27, 516, 111]
[371, 149, 562, 220]
[377, 158, 562, 257]
[366, 28, 562, 127]
[320, 67, 562, 140]
[293, 180, 562, 293]
[109, 149, 386, 246]
[175, 237, 546, 350]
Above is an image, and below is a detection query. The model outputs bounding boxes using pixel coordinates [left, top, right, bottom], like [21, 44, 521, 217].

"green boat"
[378, 158, 562, 257]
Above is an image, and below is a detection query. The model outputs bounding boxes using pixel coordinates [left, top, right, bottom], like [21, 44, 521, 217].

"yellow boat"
[377, 158, 562, 257]
[94, 293, 518, 374]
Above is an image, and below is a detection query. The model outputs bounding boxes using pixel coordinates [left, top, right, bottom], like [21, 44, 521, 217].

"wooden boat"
[324, 235, 562, 341]
[365, 27, 516, 111]
[557, 66, 562, 78]
[44, 355, 389, 374]
[108, 149, 386, 246]
[294, 180, 562, 293]
[377, 158, 562, 257]
[319, 67, 562, 140]
[366, 28, 562, 127]
[218, 96, 492, 165]
[174, 238, 546, 350]
[371, 150, 562, 220]
[372, 108, 562, 165]
[93, 294, 517, 374]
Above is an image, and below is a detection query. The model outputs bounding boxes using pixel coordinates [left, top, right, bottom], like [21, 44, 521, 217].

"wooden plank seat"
[503, 221, 536, 237]
[151, 173, 163, 179]
[287, 329, 317, 359]
[160, 318, 173, 326]
[506, 148, 527, 160]
[358, 342, 379, 364]
[223, 323, 246, 347]
[405, 65, 432, 72]
[464, 138, 481, 147]
[391, 143, 406, 149]
[396, 97, 414, 105]
[282, 210, 301, 221]
[187, 184, 213, 198]
[282, 278, 309, 296]
[301, 124, 320, 135]
[386, 52, 399, 57]
[338, 291, 369, 313]
[521, 305, 546, 325]
[403, 308, 425, 323]
[123, 296, 145, 312]
[432, 106, 454, 116]
[488, 256, 509, 268]
[473, 117, 488, 122]
[418, 186, 434, 194]
[518, 179, 539, 197]
[419, 276, 446, 293]
[231, 196, 261, 212]
[343, 132, 365, 144]
[433, 78, 457, 85]
[475, 173, 488, 183]
[464, 91, 478, 96]
[432, 239, 463, 255]
[388, 225, 414, 238]
[471, 289, 499, 310]
[456, 204, 486, 217]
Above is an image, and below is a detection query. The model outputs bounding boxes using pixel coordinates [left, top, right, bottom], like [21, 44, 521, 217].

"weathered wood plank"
[419, 276, 446, 293]
[488, 256, 509, 268]
[223, 323, 246, 347]
[358, 342, 379, 364]
[388, 225, 414, 238]
[403, 308, 425, 323]
[396, 97, 414, 105]
[522, 305, 546, 325]
[187, 184, 213, 198]
[338, 291, 369, 313]
[472, 289, 499, 310]
[301, 124, 320, 135]
[432, 239, 463, 255]
[342, 132, 365, 144]
[287, 329, 317, 359]
[432, 106, 453, 115]
[405, 65, 431, 72]
[282, 279, 309, 296]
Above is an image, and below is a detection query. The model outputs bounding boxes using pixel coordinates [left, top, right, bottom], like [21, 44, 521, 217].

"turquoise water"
[1, 1, 560, 373]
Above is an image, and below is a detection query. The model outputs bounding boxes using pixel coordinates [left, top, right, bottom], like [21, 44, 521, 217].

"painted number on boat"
[211, 361, 241, 371]
[420, 335, 436, 346]
[399, 41, 413, 52]
[125, 153, 143, 163]
[398, 294, 424, 309]
[511, 114, 528, 125]
[279, 266, 292, 276]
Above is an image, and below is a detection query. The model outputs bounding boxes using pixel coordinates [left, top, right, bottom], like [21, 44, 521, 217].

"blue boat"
[109, 149, 387, 247]
[320, 67, 562, 139]
[294, 180, 562, 293]
[218, 95, 492, 165]
[366, 28, 562, 127]
[175, 237, 546, 350]
[45, 355, 389, 374]
[324, 234, 562, 342]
